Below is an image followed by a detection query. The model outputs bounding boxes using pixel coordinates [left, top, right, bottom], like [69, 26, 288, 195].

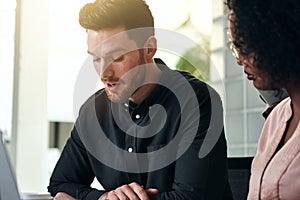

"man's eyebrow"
[87, 48, 126, 57]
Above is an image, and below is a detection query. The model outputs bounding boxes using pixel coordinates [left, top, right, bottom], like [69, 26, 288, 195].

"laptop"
[0, 132, 52, 200]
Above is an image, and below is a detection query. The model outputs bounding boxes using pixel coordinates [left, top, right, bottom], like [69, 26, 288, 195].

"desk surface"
[20, 193, 52, 200]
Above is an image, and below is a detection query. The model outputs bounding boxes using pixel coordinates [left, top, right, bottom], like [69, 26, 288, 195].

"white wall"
[0, 0, 15, 143]
[47, 0, 91, 123]
[15, 0, 50, 193]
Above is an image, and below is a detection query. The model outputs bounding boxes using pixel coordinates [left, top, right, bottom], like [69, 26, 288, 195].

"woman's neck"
[286, 83, 300, 119]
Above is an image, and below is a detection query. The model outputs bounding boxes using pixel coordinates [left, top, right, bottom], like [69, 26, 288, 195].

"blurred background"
[0, 0, 266, 194]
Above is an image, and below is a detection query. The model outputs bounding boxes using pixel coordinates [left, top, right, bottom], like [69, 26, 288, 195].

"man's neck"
[129, 62, 162, 105]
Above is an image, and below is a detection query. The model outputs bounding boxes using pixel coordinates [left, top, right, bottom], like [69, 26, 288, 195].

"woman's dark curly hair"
[225, 0, 300, 87]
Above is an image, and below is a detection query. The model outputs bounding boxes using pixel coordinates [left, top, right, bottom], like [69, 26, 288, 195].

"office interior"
[0, 0, 266, 195]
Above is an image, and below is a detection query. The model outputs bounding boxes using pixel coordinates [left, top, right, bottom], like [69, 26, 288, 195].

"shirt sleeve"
[47, 126, 105, 200]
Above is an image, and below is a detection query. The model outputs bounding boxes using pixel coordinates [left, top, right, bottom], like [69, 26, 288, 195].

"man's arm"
[52, 183, 158, 200]
[48, 127, 104, 200]
[52, 192, 76, 200]
[98, 182, 158, 200]
[48, 126, 159, 200]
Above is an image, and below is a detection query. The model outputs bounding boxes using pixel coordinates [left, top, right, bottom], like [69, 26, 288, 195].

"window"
[210, 0, 265, 157]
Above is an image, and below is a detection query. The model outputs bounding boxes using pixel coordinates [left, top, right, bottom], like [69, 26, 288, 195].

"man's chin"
[109, 97, 123, 103]
[106, 91, 128, 103]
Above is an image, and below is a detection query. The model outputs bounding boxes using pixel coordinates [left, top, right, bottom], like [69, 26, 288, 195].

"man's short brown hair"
[79, 0, 155, 46]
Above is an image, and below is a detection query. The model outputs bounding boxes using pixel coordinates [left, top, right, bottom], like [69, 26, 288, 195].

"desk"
[20, 193, 52, 200]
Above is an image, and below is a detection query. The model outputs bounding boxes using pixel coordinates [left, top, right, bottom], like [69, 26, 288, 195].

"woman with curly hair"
[226, 0, 300, 199]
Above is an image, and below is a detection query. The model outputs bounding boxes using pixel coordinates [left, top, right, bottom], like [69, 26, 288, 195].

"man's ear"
[143, 36, 157, 60]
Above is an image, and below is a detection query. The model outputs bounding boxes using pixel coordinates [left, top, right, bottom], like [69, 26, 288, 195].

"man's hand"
[99, 182, 158, 200]
[53, 192, 76, 200]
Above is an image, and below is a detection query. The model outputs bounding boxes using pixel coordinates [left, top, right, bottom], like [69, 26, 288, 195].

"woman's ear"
[143, 36, 157, 61]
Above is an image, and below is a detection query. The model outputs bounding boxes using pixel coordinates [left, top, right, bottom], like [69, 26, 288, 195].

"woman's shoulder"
[266, 97, 291, 122]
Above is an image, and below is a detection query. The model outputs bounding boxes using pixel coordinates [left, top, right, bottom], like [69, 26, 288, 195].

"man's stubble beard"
[106, 50, 146, 103]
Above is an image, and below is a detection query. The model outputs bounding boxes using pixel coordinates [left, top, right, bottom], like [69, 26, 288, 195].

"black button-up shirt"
[48, 59, 233, 199]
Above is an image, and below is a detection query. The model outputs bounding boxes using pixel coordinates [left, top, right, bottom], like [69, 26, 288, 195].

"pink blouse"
[248, 98, 300, 200]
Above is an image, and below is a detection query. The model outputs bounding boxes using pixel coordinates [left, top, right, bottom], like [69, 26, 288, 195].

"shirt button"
[128, 147, 133, 152]
[135, 114, 141, 119]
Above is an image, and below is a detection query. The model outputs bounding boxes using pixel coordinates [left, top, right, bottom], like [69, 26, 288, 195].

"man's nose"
[101, 65, 114, 80]
[94, 60, 113, 76]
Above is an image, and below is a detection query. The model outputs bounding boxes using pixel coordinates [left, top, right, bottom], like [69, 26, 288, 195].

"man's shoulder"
[78, 88, 107, 115]
[175, 70, 217, 96]
[155, 58, 209, 90]
[84, 88, 106, 104]
[177, 70, 207, 86]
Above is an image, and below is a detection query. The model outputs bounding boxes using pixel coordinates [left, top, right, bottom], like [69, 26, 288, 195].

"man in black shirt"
[48, 0, 232, 199]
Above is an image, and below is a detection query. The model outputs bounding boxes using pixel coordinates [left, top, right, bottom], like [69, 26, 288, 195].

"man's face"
[87, 27, 146, 102]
